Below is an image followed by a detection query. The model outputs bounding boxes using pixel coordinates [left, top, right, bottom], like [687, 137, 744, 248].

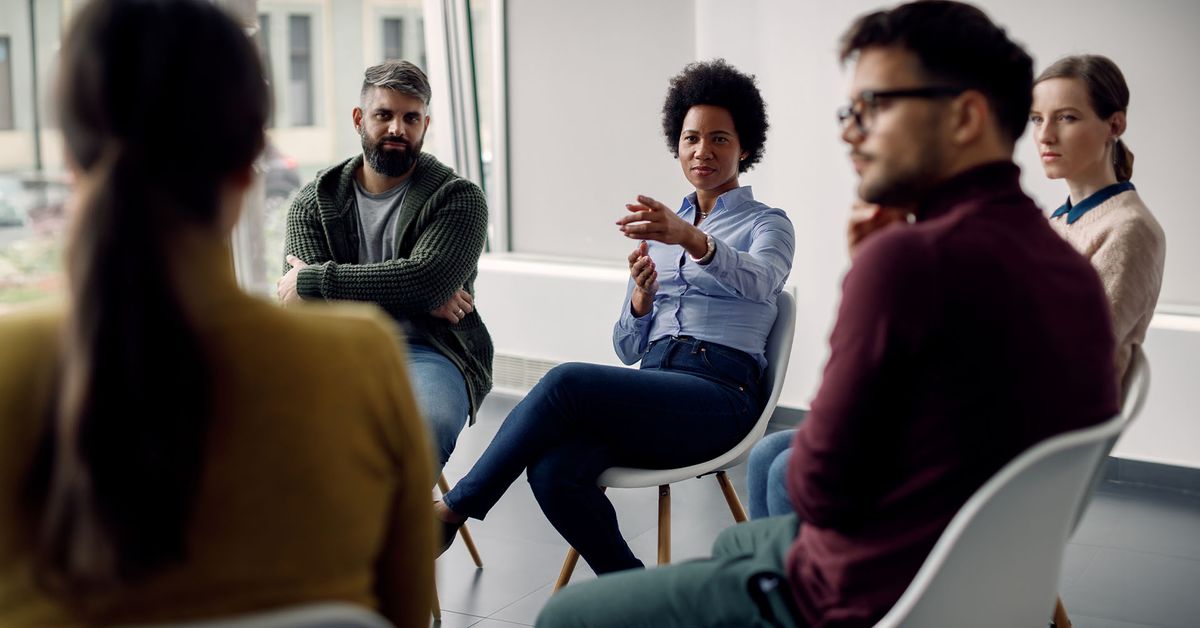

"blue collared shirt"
[1051, 181, 1136, 225]
[612, 186, 795, 369]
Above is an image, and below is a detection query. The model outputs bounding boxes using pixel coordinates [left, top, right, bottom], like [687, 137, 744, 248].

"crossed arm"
[278, 181, 487, 323]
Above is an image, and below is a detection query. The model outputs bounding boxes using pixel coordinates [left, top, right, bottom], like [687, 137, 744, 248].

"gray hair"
[361, 60, 432, 106]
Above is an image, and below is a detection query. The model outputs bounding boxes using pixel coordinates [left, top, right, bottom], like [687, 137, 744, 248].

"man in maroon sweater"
[787, 2, 1118, 624]
[537, 3, 1117, 627]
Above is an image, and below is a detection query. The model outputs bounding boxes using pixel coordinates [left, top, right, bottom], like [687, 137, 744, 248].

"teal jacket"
[284, 153, 493, 421]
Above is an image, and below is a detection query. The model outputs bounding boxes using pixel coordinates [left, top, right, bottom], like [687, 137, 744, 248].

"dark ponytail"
[1035, 54, 1134, 181]
[33, 0, 267, 592]
[1113, 138, 1134, 183]
[38, 144, 212, 588]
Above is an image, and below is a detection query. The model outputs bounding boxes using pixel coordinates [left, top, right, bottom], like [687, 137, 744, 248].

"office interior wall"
[483, 0, 1200, 467]
[505, 0, 696, 261]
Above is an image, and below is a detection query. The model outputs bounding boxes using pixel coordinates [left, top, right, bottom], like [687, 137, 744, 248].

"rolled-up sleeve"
[699, 211, 795, 303]
[612, 277, 654, 365]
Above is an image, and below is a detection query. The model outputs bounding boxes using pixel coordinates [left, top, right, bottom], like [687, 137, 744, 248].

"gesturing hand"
[277, 255, 309, 306]
[627, 241, 657, 317]
[430, 288, 474, 324]
[617, 195, 708, 259]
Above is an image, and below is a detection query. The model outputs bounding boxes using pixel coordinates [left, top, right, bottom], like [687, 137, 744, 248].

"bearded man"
[279, 60, 492, 479]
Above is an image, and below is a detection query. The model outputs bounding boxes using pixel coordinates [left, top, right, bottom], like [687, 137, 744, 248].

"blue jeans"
[443, 337, 765, 575]
[747, 429, 797, 519]
[407, 340, 471, 478]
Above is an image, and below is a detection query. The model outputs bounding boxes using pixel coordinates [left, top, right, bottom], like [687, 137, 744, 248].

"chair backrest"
[598, 290, 796, 488]
[873, 414, 1127, 628]
[1119, 346, 1150, 429]
[124, 602, 394, 628]
[1067, 346, 1151, 534]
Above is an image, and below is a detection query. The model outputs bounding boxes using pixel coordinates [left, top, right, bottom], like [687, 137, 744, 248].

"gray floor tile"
[469, 619, 533, 627]
[1072, 488, 1200, 561]
[487, 584, 554, 625]
[1059, 543, 1101, 591]
[1061, 548, 1200, 628]
[435, 533, 568, 617]
[429, 609, 487, 628]
[1066, 613, 1162, 628]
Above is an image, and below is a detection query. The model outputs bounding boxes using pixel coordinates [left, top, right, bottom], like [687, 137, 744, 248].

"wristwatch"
[691, 233, 716, 265]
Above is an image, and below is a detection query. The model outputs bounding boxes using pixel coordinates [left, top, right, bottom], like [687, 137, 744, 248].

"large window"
[468, 0, 498, 245]
[255, 14, 274, 127]
[0, 37, 13, 131]
[382, 17, 404, 61]
[287, 14, 314, 127]
[228, 0, 502, 296]
[378, 7, 426, 69]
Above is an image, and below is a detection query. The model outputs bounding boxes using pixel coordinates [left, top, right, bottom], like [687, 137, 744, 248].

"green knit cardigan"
[283, 153, 493, 421]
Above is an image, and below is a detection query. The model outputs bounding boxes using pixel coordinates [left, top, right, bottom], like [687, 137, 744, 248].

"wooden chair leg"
[1052, 596, 1072, 628]
[554, 548, 580, 592]
[459, 523, 483, 568]
[716, 470, 748, 523]
[438, 473, 483, 568]
[658, 484, 671, 565]
[431, 578, 441, 621]
[554, 486, 610, 593]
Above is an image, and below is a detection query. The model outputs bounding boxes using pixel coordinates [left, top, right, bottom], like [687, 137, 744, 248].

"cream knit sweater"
[1048, 189, 1165, 385]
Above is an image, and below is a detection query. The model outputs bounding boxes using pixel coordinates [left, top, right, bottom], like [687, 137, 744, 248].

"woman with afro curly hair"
[435, 59, 793, 576]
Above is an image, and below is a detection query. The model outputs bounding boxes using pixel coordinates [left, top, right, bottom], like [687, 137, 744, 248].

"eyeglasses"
[837, 86, 966, 135]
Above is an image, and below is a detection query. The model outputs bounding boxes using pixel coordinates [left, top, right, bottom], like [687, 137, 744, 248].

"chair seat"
[598, 291, 795, 490]
[598, 444, 754, 487]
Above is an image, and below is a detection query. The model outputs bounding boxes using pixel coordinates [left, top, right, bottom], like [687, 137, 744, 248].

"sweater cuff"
[296, 265, 325, 300]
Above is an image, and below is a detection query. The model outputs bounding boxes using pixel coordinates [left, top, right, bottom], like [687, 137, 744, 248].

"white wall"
[480, 0, 1200, 469]
[1117, 316, 1200, 466]
[506, 0, 695, 261]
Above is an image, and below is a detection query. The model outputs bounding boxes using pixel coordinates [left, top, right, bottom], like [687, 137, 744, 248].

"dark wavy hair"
[31, 0, 267, 594]
[840, 0, 1033, 145]
[661, 59, 768, 173]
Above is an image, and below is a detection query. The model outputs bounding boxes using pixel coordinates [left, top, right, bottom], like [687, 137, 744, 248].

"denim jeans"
[747, 429, 797, 519]
[443, 336, 765, 574]
[407, 340, 471, 478]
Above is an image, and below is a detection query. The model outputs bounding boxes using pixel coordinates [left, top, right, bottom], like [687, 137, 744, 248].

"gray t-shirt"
[354, 179, 411, 263]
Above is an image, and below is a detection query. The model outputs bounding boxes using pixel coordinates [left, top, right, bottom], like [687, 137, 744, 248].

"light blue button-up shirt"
[612, 186, 795, 369]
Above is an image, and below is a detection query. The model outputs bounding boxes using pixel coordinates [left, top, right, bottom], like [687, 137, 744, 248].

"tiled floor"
[433, 394, 1200, 627]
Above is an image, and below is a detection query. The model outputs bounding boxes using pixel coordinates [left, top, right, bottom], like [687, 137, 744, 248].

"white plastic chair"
[873, 412, 1129, 628]
[553, 290, 796, 591]
[1051, 347, 1151, 627]
[1072, 346, 1149, 533]
[123, 602, 394, 628]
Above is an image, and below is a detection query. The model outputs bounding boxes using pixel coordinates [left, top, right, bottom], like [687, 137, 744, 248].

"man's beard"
[859, 132, 947, 206]
[859, 160, 940, 206]
[362, 131, 422, 177]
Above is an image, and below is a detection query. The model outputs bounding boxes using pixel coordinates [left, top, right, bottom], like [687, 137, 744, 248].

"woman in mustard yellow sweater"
[0, 1, 432, 625]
